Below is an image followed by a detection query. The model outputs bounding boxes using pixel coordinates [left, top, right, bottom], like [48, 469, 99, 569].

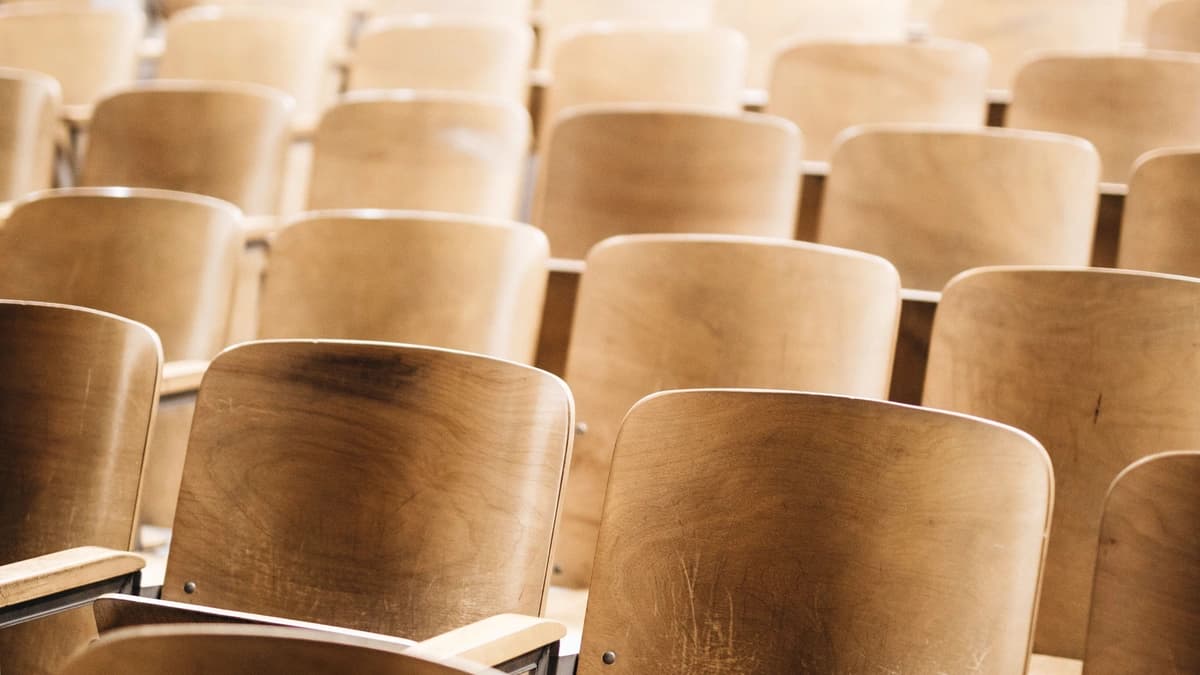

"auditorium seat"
[923, 267, 1200, 664]
[817, 125, 1100, 291]
[1146, 0, 1200, 51]
[1007, 51, 1200, 184]
[555, 234, 901, 587]
[537, 0, 711, 67]
[1082, 451, 1200, 674]
[0, 67, 59, 204]
[369, 0, 531, 20]
[1116, 148, 1200, 276]
[257, 211, 549, 364]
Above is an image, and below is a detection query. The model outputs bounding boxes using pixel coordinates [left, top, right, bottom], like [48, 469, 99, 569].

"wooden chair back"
[532, 105, 801, 259]
[1082, 451, 1200, 674]
[538, 0, 712, 66]
[258, 211, 549, 364]
[0, 4, 142, 107]
[369, 0, 531, 20]
[1125, 0, 1171, 42]
[161, 340, 573, 640]
[0, 67, 59, 202]
[1146, 0, 1200, 51]
[0, 188, 242, 362]
[1116, 147, 1200, 276]
[80, 82, 294, 215]
[767, 39, 989, 162]
[1008, 51, 1200, 184]
[349, 16, 533, 102]
[307, 91, 529, 218]
[817, 125, 1100, 291]
[923, 267, 1200, 659]
[556, 234, 901, 587]
[579, 389, 1052, 674]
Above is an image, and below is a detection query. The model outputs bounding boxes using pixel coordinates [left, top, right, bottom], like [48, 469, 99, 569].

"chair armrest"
[547, 258, 585, 275]
[162, 360, 209, 397]
[410, 614, 565, 667]
[0, 547, 143, 609]
[243, 214, 284, 244]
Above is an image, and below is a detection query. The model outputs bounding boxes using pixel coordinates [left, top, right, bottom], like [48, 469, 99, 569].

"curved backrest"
[307, 91, 529, 218]
[1116, 147, 1200, 276]
[1008, 51, 1200, 184]
[162, 340, 573, 640]
[923, 267, 1200, 659]
[818, 125, 1100, 291]
[928, 0, 1125, 90]
[713, 0, 910, 88]
[1125, 0, 1171, 42]
[0, 5, 142, 107]
[767, 39, 989, 161]
[1146, 0, 1200, 50]
[60, 625, 501, 675]
[369, 0, 531, 19]
[538, 0, 712, 66]
[0, 188, 243, 361]
[258, 211, 549, 364]
[556, 234, 901, 586]
[1083, 451, 1200, 674]
[349, 17, 533, 101]
[533, 105, 801, 259]
[579, 389, 1052, 674]
[0, 67, 58, 201]
[80, 82, 293, 215]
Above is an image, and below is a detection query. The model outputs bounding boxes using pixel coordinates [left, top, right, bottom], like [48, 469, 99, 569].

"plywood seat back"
[1116, 147, 1200, 276]
[0, 67, 59, 201]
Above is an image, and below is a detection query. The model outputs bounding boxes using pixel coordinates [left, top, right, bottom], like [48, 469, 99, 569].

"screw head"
[602, 651, 617, 665]
[183, 581, 197, 594]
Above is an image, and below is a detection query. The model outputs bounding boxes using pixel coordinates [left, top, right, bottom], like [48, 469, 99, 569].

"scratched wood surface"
[0, 68, 58, 202]
[1116, 147, 1200, 277]
[580, 389, 1052, 674]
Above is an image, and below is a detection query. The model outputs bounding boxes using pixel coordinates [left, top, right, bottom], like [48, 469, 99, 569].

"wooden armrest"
[243, 214, 285, 243]
[0, 547, 144, 609]
[409, 614, 565, 667]
[290, 119, 318, 143]
[1099, 182, 1128, 197]
[987, 88, 1012, 105]
[900, 288, 942, 304]
[529, 69, 551, 88]
[801, 159, 830, 177]
[547, 257, 585, 275]
[161, 360, 209, 397]
[742, 88, 768, 110]
[138, 35, 165, 61]
[61, 104, 94, 131]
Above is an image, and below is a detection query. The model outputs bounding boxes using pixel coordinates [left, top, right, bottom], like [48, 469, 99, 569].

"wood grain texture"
[1082, 451, 1200, 674]
[307, 91, 530, 219]
[537, 0, 712, 67]
[923, 267, 1200, 659]
[1117, 147, 1200, 276]
[532, 104, 801, 259]
[80, 82, 294, 215]
[579, 389, 1052, 674]
[818, 124, 1100, 291]
[162, 340, 573, 640]
[1146, 0, 1200, 50]
[556, 234, 901, 587]
[1007, 51, 1200, 184]
[258, 211, 549, 364]
[0, 68, 58, 203]
[767, 39, 989, 161]
[0, 547, 143, 608]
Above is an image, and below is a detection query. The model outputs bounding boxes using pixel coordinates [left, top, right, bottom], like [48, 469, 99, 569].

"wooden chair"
[712, 0, 910, 88]
[258, 211, 549, 364]
[926, 0, 1126, 91]
[555, 234, 901, 587]
[766, 39, 989, 162]
[368, 0, 531, 20]
[79, 81, 294, 216]
[1126, 0, 1171, 42]
[1082, 451, 1200, 674]
[349, 16, 533, 102]
[817, 124, 1100, 291]
[573, 389, 1052, 672]
[0, 67, 59, 203]
[306, 91, 530, 218]
[1117, 147, 1200, 276]
[537, 0, 713, 67]
[1146, 0, 1200, 51]
[923, 267, 1200, 661]
[1007, 51, 1200, 184]
[532, 105, 801, 259]
[0, 300, 160, 675]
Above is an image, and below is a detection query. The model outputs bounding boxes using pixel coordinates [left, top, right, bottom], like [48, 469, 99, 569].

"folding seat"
[1146, 0, 1200, 50]
[537, 0, 713, 67]
[0, 67, 59, 205]
[368, 0, 531, 20]
[1116, 148, 1200, 276]
[923, 267, 1200, 668]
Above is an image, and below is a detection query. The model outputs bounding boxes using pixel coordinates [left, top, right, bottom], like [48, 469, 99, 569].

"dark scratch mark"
[1093, 393, 1103, 425]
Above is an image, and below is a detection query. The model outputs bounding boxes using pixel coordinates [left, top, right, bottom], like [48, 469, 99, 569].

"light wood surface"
[350, 16, 533, 102]
[818, 124, 1100, 291]
[579, 389, 1052, 674]
[162, 340, 573, 640]
[258, 211, 549, 364]
[533, 104, 801, 259]
[0, 4, 142, 107]
[1147, 0, 1200, 50]
[409, 614, 565, 665]
[307, 91, 530, 219]
[0, 67, 58, 203]
[1007, 51, 1200, 184]
[923, 267, 1200, 659]
[1082, 451, 1200, 674]
[369, 0, 531, 19]
[0, 547, 143, 609]
[1116, 147, 1200, 276]
[1126, 0, 1172, 42]
[767, 39, 989, 162]
[556, 234, 901, 587]
[537, 0, 712, 67]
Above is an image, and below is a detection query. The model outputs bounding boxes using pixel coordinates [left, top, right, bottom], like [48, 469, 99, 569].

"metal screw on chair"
[602, 651, 617, 665]
[576, 422, 589, 435]
[183, 581, 197, 594]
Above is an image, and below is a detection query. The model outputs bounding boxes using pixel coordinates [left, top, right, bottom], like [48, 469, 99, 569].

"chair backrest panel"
[0, 67, 59, 201]
[1117, 147, 1200, 276]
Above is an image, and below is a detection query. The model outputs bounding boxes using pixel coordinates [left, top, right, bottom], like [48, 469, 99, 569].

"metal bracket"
[494, 640, 561, 675]
[0, 571, 141, 630]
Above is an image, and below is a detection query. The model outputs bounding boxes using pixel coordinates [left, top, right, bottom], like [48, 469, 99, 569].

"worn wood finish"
[350, 17, 532, 103]
[579, 389, 1052, 674]
[369, 0, 531, 19]
[162, 341, 573, 640]
[818, 125, 1100, 291]
[923, 267, 1200, 659]
[1008, 52, 1200, 184]
[258, 211, 549, 364]
[0, 68, 58, 203]
[0, 5, 142, 107]
[557, 235, 901, 587]
[1117, 147, 1200, 276]
[1083, 452, 1200, 674]
[533, 105, 801, 259]
[81, 82, 294, 215]
[0, 547, 143, 608]
[307, 91, 530, 219]
[1147, 0, 1200, 50]
[537, 0, 712, 67]
[767, 40, 989, 161]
